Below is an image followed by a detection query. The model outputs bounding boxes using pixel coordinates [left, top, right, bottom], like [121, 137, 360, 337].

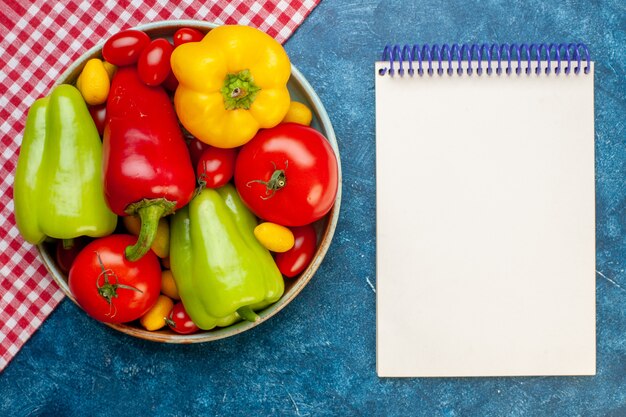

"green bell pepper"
[170, 184, 284, 330]
[14, 84, 117, 245]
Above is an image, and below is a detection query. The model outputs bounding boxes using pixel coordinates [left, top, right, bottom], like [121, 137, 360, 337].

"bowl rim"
[37, 19, 343, 343]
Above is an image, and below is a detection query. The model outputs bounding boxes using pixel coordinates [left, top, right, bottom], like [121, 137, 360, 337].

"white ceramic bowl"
[37, 20, 342, 343]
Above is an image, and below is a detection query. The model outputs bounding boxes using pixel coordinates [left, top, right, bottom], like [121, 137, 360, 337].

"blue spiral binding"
[378, 43, 590, 77]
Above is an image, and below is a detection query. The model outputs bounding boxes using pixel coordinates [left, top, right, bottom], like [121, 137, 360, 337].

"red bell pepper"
[103, 67, 195, 261]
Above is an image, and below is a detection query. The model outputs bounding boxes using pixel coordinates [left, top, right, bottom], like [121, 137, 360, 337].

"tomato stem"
[164, 316, 176, 328]
[197, 169, 208, 192]
[94, 251, 143, 318]
[245, 161, 288, 200]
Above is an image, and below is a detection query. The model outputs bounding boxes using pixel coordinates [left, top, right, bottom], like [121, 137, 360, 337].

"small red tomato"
[102, 30, 150, 66]
[167, 302, 199, 334]
[68, 234, 161, 323]
[274, 225, 318, 278]
[88, 104, 107, 136]
[137, 38, 174, 86]
[196, 146, 238, 188]
[187, 137, 211, 167]
[173, 28, 205, 47]
[56, 238, 88, 275]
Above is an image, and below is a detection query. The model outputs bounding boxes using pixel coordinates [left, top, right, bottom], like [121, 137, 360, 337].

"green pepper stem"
[237, 306, 260, 322]
[62, 239, 74, 250]
[221, 69, 261, 110]
[125, 203, 168, 262]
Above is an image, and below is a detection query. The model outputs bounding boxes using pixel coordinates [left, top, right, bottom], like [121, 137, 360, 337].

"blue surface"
[2, 1, 626, 416]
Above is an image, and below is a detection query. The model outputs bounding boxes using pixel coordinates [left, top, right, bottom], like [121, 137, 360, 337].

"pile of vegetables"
[14, 25, 339, 334]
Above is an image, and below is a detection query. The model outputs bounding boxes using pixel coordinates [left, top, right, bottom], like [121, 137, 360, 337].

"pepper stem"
[124, 203, 169, 262]
[220, 69, 261, 110]
[237, 306, 260, 322]
[62, 239, 74, 250]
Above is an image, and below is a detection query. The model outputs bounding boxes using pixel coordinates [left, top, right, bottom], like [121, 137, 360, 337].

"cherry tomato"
[167, 302, 199, 334]
[274, 225, 317, 278]
[102, 30, 150, 66]
[173, 28, 205, 47]
[197, 146, 238, 188]
[187, 137, 211, 167]
[137, 38, 174, 86]
[234, 123, 339, 226]
[55, 238, 88, 275]
[68, 234, 161, 323]
[88, 104, 107, 136]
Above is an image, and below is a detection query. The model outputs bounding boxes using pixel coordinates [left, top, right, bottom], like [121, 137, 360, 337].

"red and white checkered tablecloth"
[0, 0, 319, 372]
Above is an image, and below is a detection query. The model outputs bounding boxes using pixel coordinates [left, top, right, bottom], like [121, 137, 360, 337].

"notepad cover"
[375, 61, 596, 377]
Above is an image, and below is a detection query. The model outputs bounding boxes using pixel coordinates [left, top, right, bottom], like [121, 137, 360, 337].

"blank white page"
[375, 62, 595, 377]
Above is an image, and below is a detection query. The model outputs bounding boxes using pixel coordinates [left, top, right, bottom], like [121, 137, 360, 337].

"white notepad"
[375, 50, 595, 377]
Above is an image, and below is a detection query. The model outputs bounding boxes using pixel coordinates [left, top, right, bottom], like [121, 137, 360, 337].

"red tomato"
[173, 28, 205, 47]
[137, 38, 174, 86]
[88, 104, 107, 136]
[102, 30, 150, 66]
[197, 146, 238, 188]
[234, 123, 339, 226]
[274, 225, 317, 278]
[55, 238, 88, 275]
[187, 137, 211, 167]
[68, 234, 161, 323]
[167, 302, 199, 334]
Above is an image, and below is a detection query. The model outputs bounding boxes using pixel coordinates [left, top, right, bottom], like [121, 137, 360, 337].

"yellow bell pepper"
[170, 25, 291, 148]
